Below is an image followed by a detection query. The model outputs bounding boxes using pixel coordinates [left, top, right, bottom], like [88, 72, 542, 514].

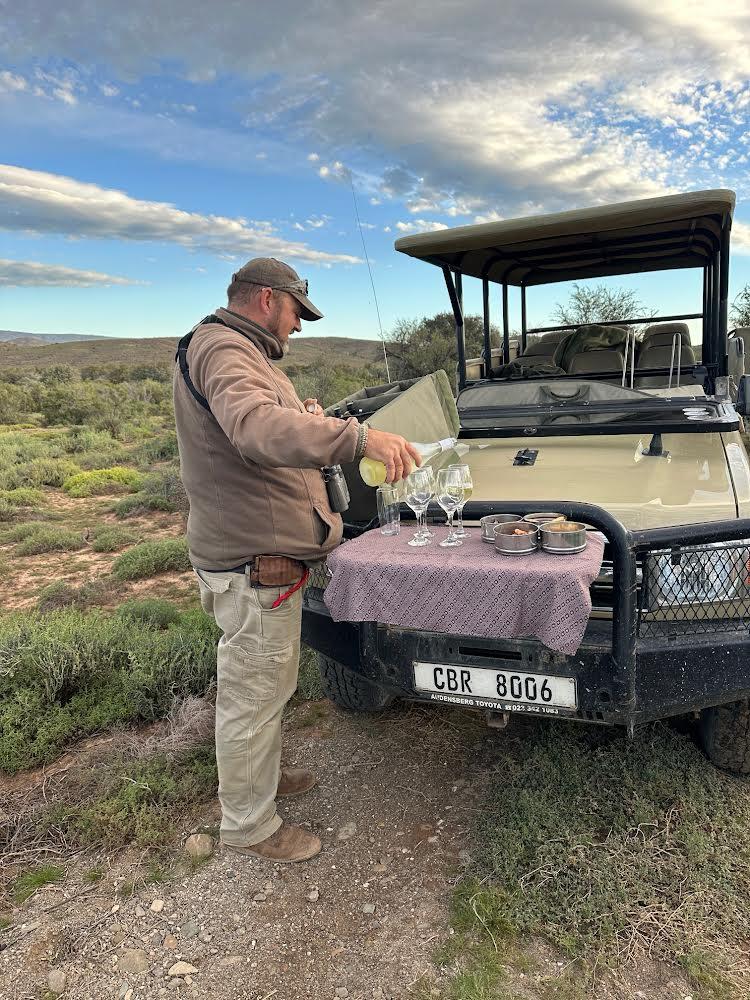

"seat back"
[567, 349, 625, 375]
[635, 343, 697, 388]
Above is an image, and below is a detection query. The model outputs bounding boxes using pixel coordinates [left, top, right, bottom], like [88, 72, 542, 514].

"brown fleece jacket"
[173, 308, 362, 569]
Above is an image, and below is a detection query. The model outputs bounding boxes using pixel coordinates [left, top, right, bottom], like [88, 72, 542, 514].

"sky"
[0, 2, 749, 343]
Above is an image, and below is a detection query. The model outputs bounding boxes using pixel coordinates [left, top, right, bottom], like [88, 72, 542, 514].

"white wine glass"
[436, 468, 465, 547]
[449, 464, 473, 538]
[404, 468, 434, 547]
[419, 465, 435, 539]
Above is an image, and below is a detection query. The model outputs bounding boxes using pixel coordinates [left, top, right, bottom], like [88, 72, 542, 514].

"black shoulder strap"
[175, 313, 229, 414]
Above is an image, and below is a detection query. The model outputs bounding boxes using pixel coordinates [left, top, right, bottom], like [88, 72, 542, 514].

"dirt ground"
[0, 700, 697, 1000]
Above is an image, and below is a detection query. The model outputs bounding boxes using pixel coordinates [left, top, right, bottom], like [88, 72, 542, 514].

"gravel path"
[0, 701, 695, 1000]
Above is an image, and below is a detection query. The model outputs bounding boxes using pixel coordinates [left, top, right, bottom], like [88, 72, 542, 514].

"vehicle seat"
[638, 322, 691, 356]
[635, 343, 697, 388]
[567, 349, 625, 374]
[521, 330, 572, 367]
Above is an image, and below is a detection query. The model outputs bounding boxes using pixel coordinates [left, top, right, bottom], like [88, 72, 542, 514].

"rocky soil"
[1, 701, 696, 1000]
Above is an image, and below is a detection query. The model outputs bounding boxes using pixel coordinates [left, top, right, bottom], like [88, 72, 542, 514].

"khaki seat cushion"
[637, 344, 696, 369]
[639, 322, 691, 352]
[567, 349, 624, 374]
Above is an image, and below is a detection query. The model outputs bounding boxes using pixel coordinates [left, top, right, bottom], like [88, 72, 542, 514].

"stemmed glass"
[404, 468, 434, 547]
[436, 468, 465, 547]
[450, 464, 473, 538]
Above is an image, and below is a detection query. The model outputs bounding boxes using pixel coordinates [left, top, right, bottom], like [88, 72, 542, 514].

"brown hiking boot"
[225, 824, 322, 863]
[277, 767, 317, 798]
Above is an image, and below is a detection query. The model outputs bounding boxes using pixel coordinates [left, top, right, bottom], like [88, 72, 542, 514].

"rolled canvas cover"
[327, 370, 460, 523]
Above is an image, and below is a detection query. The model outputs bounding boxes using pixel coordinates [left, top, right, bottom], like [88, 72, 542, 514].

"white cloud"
[731, 221, 750, 255]
[99, 82, 119, 97]
[0, 164, 361, 266]
[1, 3, 749, 231]
[0, 70, 27, 93]
[395, 219, 449, 234]
[0, 258, 141, 287]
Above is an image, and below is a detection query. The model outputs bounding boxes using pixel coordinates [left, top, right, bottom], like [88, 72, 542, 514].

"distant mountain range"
[0, 331, 110, 344]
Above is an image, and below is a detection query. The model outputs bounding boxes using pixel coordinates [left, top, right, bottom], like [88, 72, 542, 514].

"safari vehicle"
[302, 189, 750, 773]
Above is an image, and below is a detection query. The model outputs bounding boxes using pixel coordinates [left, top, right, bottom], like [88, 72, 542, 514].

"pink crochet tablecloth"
[323, 528, 605, 655]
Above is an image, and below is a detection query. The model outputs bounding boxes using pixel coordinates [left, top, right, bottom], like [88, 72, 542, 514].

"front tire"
[318, 654, 392, 713]
[700, 699, 750, 774]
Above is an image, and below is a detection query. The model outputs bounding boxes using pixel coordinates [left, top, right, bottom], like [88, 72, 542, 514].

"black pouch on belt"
[321, 465, 350, 513]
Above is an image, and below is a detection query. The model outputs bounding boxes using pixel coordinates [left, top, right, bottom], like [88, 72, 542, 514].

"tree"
[385, 312, 501, 382]
[552, 284, 651, 327]
[731, 285, 750, 328]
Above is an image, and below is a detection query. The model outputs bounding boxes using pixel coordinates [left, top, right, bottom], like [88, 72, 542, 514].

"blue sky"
[0, 2, 749, 342]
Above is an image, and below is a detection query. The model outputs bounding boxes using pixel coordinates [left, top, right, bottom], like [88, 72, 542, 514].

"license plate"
[413, 661, 577, 710]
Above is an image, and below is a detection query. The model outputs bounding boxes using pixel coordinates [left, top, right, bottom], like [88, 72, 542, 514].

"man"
[173, 257, 418, 863]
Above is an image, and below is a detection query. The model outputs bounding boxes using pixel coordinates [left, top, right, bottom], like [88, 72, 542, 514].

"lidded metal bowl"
[523, 512, 565, 527]
[494, 521, 539, 555]
[480, 513, 519, 543]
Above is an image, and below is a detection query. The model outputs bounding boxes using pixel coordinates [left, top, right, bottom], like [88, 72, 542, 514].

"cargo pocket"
[222, 641, 292, 702]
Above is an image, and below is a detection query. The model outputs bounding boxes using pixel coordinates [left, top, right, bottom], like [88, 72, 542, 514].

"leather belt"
[203, 554, 306, 587]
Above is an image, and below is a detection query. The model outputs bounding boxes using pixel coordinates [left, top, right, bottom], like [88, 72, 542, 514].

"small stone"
[124, 991, 134, 1000]
[306, 888, 319, 902]
[180, 921, 199, 940]
[135, 905, 146, 918]
[119, 949, 150, 975]
[362, 903, 376, 915]
[168, 978, 183, 991]
[150, 900, 165, 913]
[184, 833, 215, 862]
[163, 934, 178, 950]
[185, 976, 193, 985]
[167, 961, 199, 977]
[335, 989, 349, 998]
[337, 822, 357, 842]
[47, 969, 67, 994]
[252, 892, 266, 903]
[220, 956, 243, 967]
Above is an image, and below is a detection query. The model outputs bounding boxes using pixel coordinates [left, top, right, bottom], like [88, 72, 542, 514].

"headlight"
[647, 541, 749, 609]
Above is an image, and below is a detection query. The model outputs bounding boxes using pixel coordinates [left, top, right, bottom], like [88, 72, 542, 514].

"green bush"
[0, 609, 218, 773]
[63, 466, 144, 498]
[63, 427, 119, 454]
[116, 598, 184, 629]
[45, 745, 217, 848]
[137, 432, 179, 464]
[111, 538, 190, 581]
[112, 493, 177, 518]
[0, 498, 15, 522]
[0, 457, 80, 491]
[12, 524, 86, 556]
[90, 525, 139, 552]
[0, 487, 45, 507]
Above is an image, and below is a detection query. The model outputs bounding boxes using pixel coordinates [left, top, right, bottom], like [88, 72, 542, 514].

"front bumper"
[302, 502, 750, 729]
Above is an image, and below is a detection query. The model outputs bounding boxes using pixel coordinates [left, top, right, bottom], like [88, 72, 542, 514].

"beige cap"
[230, 257, 323, 321]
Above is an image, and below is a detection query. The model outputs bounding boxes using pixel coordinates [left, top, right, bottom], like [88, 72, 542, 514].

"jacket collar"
[215, 307, 284, 361]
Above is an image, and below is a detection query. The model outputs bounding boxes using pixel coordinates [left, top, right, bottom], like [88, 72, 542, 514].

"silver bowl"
[480, 513, 519, 543]
[539, 520, 587, 554]
[523, 512, 565, 527]
[494, 521, 539, 555]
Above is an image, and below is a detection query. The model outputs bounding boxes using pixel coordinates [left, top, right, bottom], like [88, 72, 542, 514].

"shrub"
[63, 467, 144, 498]
[112, 493, 177, 518]
[116, 598, 184, 629]
[0, 499, 15, 522]
[0, 609, 218, 773]
[111, 538, 190, 581]
[90, 525, 139, 552]
[137, 432, 179, 464]
[63, 427, 119, 455]
[13, 524, 86, 556]
[0, 488, 45, 507]
[37, 580, 77, 612]
[0, 458, 80, 491]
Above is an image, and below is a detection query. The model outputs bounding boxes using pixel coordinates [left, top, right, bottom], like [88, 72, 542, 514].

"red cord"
[271, 568, 310, 608]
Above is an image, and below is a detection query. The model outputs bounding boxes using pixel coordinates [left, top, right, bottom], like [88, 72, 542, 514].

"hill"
[0, 335, 386, 372]
[0, 330, 109, 344]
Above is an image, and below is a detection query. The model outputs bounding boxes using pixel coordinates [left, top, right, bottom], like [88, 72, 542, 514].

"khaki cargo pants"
[194, 568, 303, 847]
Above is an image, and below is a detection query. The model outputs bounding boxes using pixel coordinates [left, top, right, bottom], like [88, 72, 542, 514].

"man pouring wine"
[173, 257, 419, 864]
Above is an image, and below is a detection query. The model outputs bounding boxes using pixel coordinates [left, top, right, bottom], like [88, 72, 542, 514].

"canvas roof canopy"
[394, 190, 735, 287]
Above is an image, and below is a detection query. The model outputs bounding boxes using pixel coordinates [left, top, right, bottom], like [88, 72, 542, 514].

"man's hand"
[364, 428, 421, 482]
[303, 398, 324, 416]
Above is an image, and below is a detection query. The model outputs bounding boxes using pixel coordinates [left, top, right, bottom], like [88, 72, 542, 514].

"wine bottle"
[358, 436, 459, 487]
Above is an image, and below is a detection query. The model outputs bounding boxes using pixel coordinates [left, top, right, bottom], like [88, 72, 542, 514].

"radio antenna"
[349, 172, 391, 383]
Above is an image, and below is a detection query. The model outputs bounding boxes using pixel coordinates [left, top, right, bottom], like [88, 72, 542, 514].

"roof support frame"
[443, 266, 466, 391]
[482, 278, 492, 380]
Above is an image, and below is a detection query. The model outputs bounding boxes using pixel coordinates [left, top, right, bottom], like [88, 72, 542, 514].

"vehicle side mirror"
[736, 375, 750, 416]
